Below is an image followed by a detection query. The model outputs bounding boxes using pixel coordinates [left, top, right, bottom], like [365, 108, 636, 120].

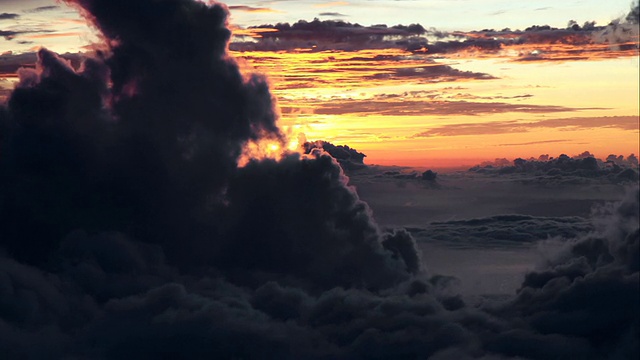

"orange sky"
[232, 43, 639, 167]
[0, 1, 639, 167]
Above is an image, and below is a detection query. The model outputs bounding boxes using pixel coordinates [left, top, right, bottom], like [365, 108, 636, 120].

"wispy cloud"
[319, 12, 348, 17]
[497, 139, 571, 146]
[24, 5, 60, 13]
[413, 116, 638, 137]
[228, 5, 283, 13]
[313, 1, 349, 8]
[283, 98, 580, 118]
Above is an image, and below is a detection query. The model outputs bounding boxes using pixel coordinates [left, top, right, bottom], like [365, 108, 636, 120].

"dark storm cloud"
[0, 0, 637, 359]
[1, 0, 286, 264]
[413, 115, 636, 137]
[0, 13, 20, 20]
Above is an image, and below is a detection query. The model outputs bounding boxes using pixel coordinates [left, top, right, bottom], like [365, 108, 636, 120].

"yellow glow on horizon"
[233, 47, 639, 166]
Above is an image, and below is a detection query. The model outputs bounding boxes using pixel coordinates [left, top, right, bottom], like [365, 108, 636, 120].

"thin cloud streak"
[0, 13, 20, 20]
[497, 139, 571, 146]
[228, 5, 283, 13]
[413, 116, 639, 137]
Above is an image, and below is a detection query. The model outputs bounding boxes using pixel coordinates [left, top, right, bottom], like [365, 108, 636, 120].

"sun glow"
[237, 135, 303, 167]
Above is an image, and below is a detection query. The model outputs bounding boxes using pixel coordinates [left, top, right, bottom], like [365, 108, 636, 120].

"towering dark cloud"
[0, 1, 637, 359]
[1, 0, 417, 320]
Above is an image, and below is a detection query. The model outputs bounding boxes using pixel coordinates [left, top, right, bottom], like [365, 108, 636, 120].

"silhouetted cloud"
[0, 13, 19, 20]
[24, 5, 60, 13]
[231, 19, 427, 52]
[230, 13, 638, 61]
[469, 153, 639, 185]
[0, 51, 84, 76]
[303, 140, 367, 169]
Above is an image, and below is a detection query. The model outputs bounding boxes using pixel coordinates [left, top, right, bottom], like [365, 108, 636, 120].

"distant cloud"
[230, 17, 638, 61]
[498, 139, 570, 146]
[468, 153, 639, 184]
[24, 5, 60, 13]
[409, 214, 593, 247]
[231, 19, 427, 52]
[319, 12, 348, 17]
[0, 30, 20, 40]
[488, 10, 507, 16]
[301, 98, 577, 118]
[0, 13, 19, 20]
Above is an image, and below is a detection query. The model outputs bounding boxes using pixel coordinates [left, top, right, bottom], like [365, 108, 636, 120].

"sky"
[0, 1, 637, 359]
[0, 0, 639, 166]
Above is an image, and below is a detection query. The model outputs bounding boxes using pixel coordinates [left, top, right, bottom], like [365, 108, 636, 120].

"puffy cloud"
[503, 188, 639, 359]
[302, 140, 367, 169]
[216, 153, 417, 291]
[468, 152, 639, 185]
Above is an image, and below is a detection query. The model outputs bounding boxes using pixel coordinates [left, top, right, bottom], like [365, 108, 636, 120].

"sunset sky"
[1, 0, 638, 166]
